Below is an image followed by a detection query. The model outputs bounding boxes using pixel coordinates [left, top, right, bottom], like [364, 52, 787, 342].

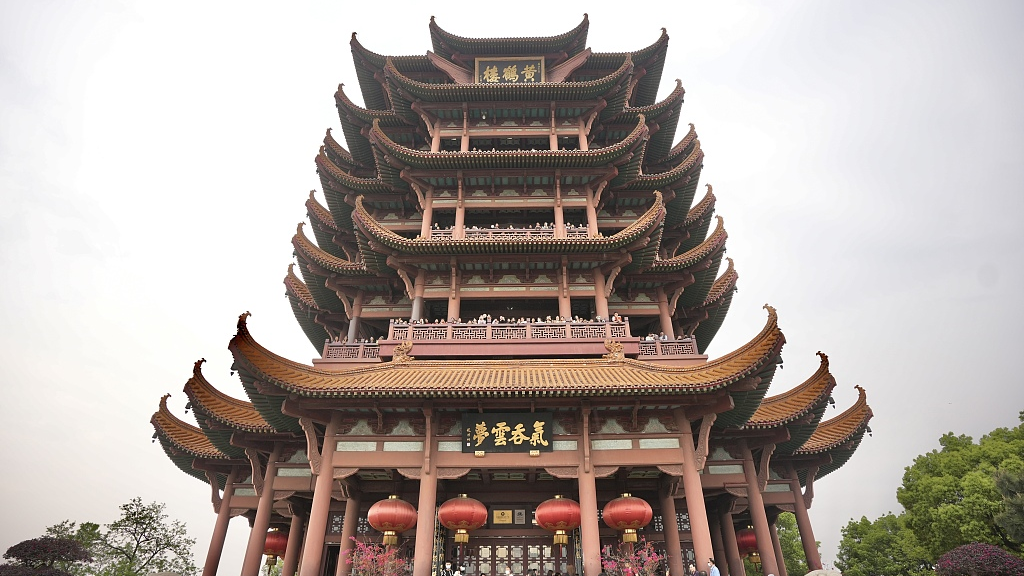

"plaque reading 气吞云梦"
[475, 57, 544, 84]
[462, 412, 553, 453]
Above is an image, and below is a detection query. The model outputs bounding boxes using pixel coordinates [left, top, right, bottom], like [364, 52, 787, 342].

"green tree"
[835, 513, 932, 576]
[774, 513, 810, 576]
[94, 498, 196, 576]
[993, 419, 1024, 545]
[738, 513, 811, 576]
[43, 523, 101, 576]
[897, 420, 1024, 559]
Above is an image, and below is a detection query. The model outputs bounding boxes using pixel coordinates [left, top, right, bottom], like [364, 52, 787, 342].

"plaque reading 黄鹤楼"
[462, 412, 553, 453]
[475, 57, 545, 84]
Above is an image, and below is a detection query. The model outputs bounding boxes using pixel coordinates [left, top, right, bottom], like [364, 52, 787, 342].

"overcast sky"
[2, 0, 1023, 571]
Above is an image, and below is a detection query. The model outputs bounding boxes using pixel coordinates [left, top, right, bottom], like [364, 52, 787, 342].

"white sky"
[2, 0, 1022, 571]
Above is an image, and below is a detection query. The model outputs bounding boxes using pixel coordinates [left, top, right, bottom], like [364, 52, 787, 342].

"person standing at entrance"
[706, 559, 720, 576]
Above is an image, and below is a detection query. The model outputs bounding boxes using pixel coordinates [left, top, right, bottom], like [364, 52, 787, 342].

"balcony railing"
[316, 326, 703, 365]
[319, 342, 380, 361]
[388, 320, 631, 342]
[637, 338, 699, 357]
[426, 227, 589, 240]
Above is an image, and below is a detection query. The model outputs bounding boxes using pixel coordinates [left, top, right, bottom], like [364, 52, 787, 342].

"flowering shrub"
[935, 542, 1024, 576]
[345, 538, 412, 576]
[600, 539, 665, 576]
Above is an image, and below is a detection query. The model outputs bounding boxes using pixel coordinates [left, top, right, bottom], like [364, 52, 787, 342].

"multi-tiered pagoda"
[151, 16, 872, 576]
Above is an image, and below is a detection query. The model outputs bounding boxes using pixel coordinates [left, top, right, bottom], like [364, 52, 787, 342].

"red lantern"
[535, 495, 581, 546]
[736, 528, 758, 556]
[263, 530, 288, 565]
[602, 493, 653, 543]
[438, 494, 488, 543]
[367, 495, 417, 546]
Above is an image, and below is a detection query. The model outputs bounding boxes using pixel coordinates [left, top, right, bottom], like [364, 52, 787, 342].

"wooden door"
[459, 538, 574, 576]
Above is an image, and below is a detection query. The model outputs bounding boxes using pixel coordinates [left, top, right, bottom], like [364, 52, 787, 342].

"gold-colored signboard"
[475, 57, 545, 84]
[493, 509, 513, 524]
[463, 412, 553, 453]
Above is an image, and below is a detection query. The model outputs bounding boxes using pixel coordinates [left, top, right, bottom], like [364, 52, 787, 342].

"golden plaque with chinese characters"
[475, 57, 545, 84]
[462, 412, 553, 453]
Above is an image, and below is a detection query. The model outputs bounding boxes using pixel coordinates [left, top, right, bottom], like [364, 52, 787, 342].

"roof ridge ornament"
[237, 311, 251, 335]
[602, 340, 625, 360]
[392, 341, 415, 363]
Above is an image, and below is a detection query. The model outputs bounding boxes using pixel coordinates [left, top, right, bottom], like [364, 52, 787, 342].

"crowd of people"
[643, 332, 692, 342]
[329, 315, 693, 346]
[392, 312, 626, 325]
[429, 222, 587, 233]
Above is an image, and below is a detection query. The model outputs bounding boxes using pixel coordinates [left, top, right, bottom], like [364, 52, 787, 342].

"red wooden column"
[578, 404, 602, 576]
[659, 489, 685, 576]
[592, 272, 609, 319]
[739, 441, 779, 576]
[241, 443, 284, 576]
[281, 513, 304, 576]
[454, 176, 466, 240]
[656, 287, 675, 339]
[337, 492, 362, 576]
[554, 177, 566, 238]
[769, 522, 787, 576]
[421, 188, 434, 238]
[674, 409, 713, 566]
[557, 260, 572, 319]
[717, 505, 744, 576]
[299, 413, 341, 576]
[411, 270, 427, 320]
[585, 188, 598, 236]
[203, 468, 238, 576]
[708, 507, 728, 576]
[786, 465, 822, 570]
[347, 291, 364, 342]
[413, 405, 437, 576]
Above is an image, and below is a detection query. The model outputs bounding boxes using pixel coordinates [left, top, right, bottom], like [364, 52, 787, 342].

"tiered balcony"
[382, 319, 636, 359]
[428, 227, 590, 240]
[313, 321, 707, 368]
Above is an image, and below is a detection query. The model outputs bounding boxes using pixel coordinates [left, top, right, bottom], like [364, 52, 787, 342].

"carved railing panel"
[323, 343, 381, 360]
[636, 338, 700, 358]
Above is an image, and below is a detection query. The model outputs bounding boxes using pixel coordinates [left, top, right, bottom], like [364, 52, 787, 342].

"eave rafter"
[743, 352, 836, 430]
[316, 146, 396, 194]
[382, 54, 634, 105]
[647, 215, 727, 274]
[284, 263, 345, 349]
[795, 386, 873, 455]
[429, 14, 590, 60]
[151, 394, 229, 461]
[369, 114, 648, 171]
[293, 223, 373, 277]
[183, 359, 276, 434]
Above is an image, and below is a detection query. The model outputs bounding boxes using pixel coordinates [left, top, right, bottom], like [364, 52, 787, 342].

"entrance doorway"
[454, 537, 575, 576]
